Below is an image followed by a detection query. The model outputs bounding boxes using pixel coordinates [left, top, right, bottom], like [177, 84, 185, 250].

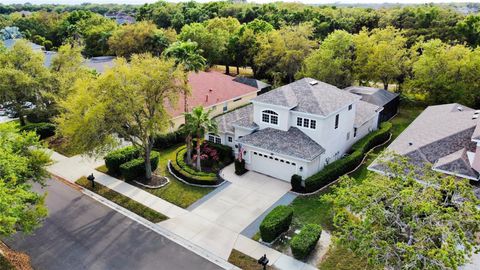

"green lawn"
[96, 144, 214, 209]
[76, 176, 168, 223]
[228, 250, 277, 270]
[319, 244, 380, 270]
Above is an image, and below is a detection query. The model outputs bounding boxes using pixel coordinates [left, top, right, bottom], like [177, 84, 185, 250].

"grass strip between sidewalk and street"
[228, 250, 277, 270]
[76, 176, 168, 223]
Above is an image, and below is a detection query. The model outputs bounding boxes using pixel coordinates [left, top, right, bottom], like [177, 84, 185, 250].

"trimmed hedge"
[153, 129, 187, 150]
[170, 145, 219, 185]
[104, 146, 141, 175]
[20, 122, 56, 139]
[291, 174, 303, 192]
[290, 224, 322, 260]
[119, 151, 160, 181]
[260, 205, 293, 243]
[304, 122, 392, 193]
[234, 159, 247, 175]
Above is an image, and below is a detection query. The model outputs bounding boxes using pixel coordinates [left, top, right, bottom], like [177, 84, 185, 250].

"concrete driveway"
[159, 165, 291, 259]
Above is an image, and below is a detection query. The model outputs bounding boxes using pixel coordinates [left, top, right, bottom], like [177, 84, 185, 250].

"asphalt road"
[3, 178, 224, 270]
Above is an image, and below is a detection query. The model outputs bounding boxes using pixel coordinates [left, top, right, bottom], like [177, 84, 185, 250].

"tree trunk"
[186, 134, 192, 165]
[383, 82, 388, 90]
[225, 64, 230, 75]
[18, 112, 25, 126]
[184, 76, 189, 113]
[196, 132, 202, 172]
[236, 66, 240, 75]
[144, 147, 152, 181]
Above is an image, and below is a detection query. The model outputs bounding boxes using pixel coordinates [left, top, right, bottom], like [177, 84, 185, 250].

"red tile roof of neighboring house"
[168, 71, 259, 118]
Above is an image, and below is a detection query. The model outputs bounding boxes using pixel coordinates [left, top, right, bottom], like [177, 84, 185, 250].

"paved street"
[3, 178, 223, 270]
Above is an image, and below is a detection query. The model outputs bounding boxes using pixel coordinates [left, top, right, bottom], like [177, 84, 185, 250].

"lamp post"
[257, 254, 269, 270]
[87, 173, 95, 189]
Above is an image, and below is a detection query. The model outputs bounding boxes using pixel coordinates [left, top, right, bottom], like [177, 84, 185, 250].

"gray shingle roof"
[355, 100, 381, 127]
[233, 77, 271, 91]
[237, 127, 325, 161]
[253, 78, 360, 117]
[84, 56, 115, 73]
[3, 39, 44, 51]
[344, 86, 399, 107]
[471, 119, 480, 141]
[433, 148, 479, 179]
[214, 104, 256, 134]
[369, 103, 479, 179]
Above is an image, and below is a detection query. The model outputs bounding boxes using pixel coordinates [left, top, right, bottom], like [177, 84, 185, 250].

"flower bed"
[169, 145, 222, 186]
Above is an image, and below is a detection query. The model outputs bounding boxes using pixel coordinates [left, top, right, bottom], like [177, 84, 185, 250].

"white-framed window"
[335, 114, 339, 129]
[354, 128, 357, 137]
[348, 104, 352, 110]
[297, 117, 302, 126]
[208, 134, 221, 144]
[296, 116, 316, 129]
[223, 102, 228, 112]
[346, 132, 350, 140]
[233, 97, 242, 102]
[228, 136, 233, 142]
[262, 110, 278, 125]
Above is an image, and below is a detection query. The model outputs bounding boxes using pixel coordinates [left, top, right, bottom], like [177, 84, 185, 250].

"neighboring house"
[105, 12, 136, 24]
[2, 38, 44, 51]
[168, 71, 260, 130]
[212, 78, 382, 181]
[233, 76, 271, 93]
[0, 27, 23, 40]
[43, 51, 115, 74]
[344, 86, 399, 124]
[369, 103, 480, 181]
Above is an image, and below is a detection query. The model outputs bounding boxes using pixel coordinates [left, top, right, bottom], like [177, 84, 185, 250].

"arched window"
[262, 110, 278, 125]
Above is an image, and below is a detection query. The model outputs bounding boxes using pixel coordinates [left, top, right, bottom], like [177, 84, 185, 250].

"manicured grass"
[228, 250, 277, 270]
[143, 144, 214, 208]
[76, 176, 167, 223]
[211, 65, 253, 77]
[47, 136, 80, 157]
[96, 164, 108, 174]
[319, 244, 379, 270]
[0, 254, 14, 270]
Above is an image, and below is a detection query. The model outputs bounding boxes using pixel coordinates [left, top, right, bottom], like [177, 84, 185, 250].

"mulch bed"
[134, 174, 169, 189]
[0, 242, 33, 270]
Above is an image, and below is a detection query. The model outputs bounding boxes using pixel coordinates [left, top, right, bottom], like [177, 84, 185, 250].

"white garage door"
[249, 151, 297, 181]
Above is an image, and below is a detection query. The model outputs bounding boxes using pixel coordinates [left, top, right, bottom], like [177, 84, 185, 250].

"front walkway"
[47, 152, 318, 270]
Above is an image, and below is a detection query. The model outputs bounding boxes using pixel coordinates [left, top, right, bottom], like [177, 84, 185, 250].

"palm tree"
[184, 106, 217, 172]
[163, 40, 206, 113]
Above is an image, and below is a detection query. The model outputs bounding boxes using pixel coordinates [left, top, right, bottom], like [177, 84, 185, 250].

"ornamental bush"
[119, 151, 160, 181]
[234, 159, 247, 175]
[104, 146, 141, 175]
[291, 174, 303, 192]
[290, 224, 322, 260]
[19, 122, 56, 139]
[259, 205, 293, 243]
[170, 145, 218, 185]
[304, 122, 392, 193]
[153, 129, 187, 150]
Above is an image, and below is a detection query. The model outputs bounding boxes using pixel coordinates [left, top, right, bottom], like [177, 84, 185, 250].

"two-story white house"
[210, 78, 382, 181]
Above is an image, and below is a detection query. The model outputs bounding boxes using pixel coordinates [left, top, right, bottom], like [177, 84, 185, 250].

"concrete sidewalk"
[47, 153, 187, 219]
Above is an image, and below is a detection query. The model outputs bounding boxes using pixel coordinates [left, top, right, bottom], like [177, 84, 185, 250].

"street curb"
[78, 186, 241, 270]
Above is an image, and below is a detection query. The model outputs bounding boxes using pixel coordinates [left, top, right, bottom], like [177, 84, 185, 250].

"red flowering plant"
[192, 142, 220, 169]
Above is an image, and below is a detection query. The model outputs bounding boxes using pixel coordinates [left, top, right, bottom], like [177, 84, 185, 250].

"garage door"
[249, 151, 297, 181]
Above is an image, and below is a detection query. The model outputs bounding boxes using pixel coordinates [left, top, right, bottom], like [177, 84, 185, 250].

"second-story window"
[297, 117, 302, 126]
[335, 114, 339, 129]
[310, 120, 316, 129]
[262, 110, 278, 125]
[297, 117, 316, 129]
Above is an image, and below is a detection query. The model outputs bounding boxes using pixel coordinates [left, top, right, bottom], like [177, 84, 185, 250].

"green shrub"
[104, 146, 141, 174]
[205, 141, 234, 164]
[153, 129, 187, 150]
[290, 224, 322, 260]
[234, 159, 247, 175]
[291, 174, 303, 192]
[304, 122, 392, 193]
[20, 122, 56, 139]
[26, 107, 55, 123]
[260, 205, 293, 243]
[119, 151, 160, 181]
[170, 145, 219, 185]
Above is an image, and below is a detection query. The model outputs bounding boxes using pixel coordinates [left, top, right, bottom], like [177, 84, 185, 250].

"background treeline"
[2, 1, 480, 106]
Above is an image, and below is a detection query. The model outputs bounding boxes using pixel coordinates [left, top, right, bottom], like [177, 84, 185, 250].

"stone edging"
[78, 184, 240, 270]
[133, 176, 170, 189]
[167, 160, 227, 188]
[291, 133, 393, 197]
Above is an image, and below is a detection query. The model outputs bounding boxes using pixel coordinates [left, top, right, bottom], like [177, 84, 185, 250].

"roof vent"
[209, 88, 213, 92]
[475, 110, 480, 115]
[473, 114, 479, 120]
[408, 142, 413, 146]
[457, 106, 463, 111]
[309, 80, 318, 86]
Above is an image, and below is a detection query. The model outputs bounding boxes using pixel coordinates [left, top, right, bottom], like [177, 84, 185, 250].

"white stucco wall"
[253, 102, 291, 131]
